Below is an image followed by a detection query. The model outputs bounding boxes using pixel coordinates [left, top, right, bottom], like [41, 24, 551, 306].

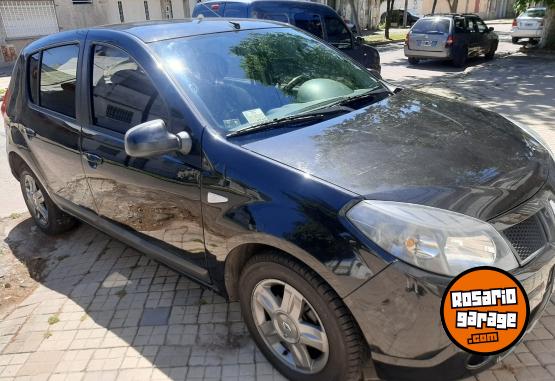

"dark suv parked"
[4, 19, 555, 381]
[192, 0, 381, 73]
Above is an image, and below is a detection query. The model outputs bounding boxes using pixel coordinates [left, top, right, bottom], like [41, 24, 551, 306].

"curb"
[365, 39, 405, 46]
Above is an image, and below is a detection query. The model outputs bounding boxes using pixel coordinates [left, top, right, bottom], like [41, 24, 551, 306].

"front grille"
[503, 214, 547, 262]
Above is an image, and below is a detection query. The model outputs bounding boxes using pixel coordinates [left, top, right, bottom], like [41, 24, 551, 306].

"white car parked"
[511, 7, 546, 44]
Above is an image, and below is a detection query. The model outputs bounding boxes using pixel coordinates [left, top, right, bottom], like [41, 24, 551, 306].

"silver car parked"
[511, 7, 546, 44]
[404, 14, 498, 67]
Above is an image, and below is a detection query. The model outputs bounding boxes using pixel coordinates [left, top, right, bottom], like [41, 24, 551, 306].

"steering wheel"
[283, 75, 309, 92]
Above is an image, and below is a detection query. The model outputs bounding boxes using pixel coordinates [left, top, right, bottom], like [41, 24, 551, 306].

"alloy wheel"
[251, 279, 329, 374]
[23, 174, 48, 226]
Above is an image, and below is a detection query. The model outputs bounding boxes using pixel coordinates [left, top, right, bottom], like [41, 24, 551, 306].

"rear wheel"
[238, 252, 363, 381]
[19, 167, 77, 235]
[452, 45, 468, 67]
[512, 37, 519, 44]
[408, 57, 419, 65]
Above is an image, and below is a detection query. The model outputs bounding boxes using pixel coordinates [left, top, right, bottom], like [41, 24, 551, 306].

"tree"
[514, 0, 555, 49]
[384, 0, 394, 39]
[446, 0, 459, 13]
[431, 0, 438, 14]
[347, 0, 361, 34]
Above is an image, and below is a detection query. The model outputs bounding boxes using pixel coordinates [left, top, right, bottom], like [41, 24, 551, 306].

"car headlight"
[346, 201, 519, 276]
[503, 115, 554, 159]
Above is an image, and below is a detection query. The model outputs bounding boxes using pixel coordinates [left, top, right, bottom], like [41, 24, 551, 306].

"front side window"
[28, 52, 40, 103]
[40, 45, 79, 118]
[152, 28, 382, 133]
[325, 16, 352, 47]
[91, 45, 168, 134]
[294, 12, 323, 38]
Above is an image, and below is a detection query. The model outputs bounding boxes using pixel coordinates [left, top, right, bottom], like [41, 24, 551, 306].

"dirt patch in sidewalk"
[0, 214, 57, 318]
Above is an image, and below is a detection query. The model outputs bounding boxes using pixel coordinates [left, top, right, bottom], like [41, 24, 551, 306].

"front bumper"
[344, 244, 555, 381]
[511, 28, 543, 38]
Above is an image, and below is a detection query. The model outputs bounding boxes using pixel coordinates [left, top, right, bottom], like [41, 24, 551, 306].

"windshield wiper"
[227, 105, 354, 137]
[327, 88, 391, 109]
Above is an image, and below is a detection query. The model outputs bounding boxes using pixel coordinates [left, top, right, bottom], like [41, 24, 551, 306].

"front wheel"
[485, 42, 497, 60]
[239, 253, 363, 381]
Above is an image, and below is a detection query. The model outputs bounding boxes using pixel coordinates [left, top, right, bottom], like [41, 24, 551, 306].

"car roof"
[422, 13, 479, 18]
[200, 0, 329, 5]
[25, 18, 288, 50]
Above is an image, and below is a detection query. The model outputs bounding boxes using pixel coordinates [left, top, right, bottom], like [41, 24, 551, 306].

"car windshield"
[523, 9, 545, 18]
[150, 27, 382, 134]
[411, 18, 451, 34]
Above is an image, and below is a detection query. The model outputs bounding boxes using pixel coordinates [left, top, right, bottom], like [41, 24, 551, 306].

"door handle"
[83, 152, 103, 169]
[24, 127, 36, 138]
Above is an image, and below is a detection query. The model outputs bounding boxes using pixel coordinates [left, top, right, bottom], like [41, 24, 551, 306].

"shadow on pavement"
[2, 216, 272, 380]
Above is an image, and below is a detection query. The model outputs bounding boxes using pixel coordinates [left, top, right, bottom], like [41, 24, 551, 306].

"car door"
[475, 17, 494, 53]
[79, 32, 209, 280]
[464, 16, 482, 55]
[23, 37, 95, 208]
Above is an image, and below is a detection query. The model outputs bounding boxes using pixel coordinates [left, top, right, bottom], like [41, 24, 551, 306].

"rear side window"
[40, 45, 79, 118]
[91, 44, 169, 134]
[28, 52, 40, 103]
[293, 12, 323, 38]
[412, 18, 451, 34]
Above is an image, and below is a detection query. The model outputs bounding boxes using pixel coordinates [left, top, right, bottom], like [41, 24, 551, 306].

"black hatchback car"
[192, 0, 381, 73]
[4, 19, 555, 381]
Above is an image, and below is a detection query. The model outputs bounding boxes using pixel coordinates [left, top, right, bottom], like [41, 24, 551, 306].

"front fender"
[200, 129, 390, 298]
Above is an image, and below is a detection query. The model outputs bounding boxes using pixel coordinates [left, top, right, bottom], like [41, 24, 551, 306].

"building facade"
[0, 0, 196, 66]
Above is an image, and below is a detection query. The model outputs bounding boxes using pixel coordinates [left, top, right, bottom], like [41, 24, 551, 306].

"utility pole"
[403, 0, 409, 27]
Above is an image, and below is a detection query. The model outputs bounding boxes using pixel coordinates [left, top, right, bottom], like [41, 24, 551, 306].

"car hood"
[241, 89, 550, 221]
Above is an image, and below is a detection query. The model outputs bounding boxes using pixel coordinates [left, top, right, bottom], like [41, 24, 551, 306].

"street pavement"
[1, 29, 555, 381]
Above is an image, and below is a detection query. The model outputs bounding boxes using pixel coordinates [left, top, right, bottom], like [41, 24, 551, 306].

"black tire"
[408, 57, 419, 65]
[19, 167, 77, 235]
[512, 37, 519, 44]
[485, 42, 497, 60]
[238, 252, 363, 381]
[452, 45, 468, 68]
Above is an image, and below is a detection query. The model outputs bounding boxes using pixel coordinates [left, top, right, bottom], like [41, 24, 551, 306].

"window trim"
[87, 41, 171, 136]
[27, 42, 81, 122]
[27, 51, 41, 106]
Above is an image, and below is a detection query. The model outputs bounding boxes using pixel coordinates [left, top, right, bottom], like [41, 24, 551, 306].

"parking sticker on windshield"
[441, 267, 530, 355]
[242, 108, 268, 124]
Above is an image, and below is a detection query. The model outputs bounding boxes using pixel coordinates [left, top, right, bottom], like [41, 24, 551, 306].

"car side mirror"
[488, 27, 494, 32]
[124, 119, 192, 158]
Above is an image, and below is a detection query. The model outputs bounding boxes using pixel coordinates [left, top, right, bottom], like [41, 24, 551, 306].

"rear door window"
[91, 44, 169, 134]
[411, 18, 451, 34]
[39, 44, 79, 118]
[293, 12, 324, 38]
[466, 17, 477, 33]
